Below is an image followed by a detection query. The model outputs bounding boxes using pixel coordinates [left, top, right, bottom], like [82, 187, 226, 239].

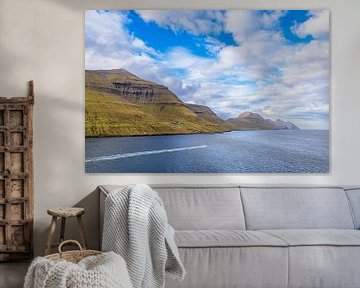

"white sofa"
[99, 185, 360, 288]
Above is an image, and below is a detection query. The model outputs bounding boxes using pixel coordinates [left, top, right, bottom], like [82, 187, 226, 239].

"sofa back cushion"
[154, 186, 246, 230]
[240, 187, 355, 230]
[345, 188, 360, 229]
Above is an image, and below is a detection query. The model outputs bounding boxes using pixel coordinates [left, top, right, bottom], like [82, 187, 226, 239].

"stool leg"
[45, 216, 57, 255]
[77, 215, 87, 249]
[60, 217, 66, 243]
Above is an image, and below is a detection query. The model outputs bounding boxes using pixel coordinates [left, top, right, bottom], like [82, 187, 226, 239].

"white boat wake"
[85, 145, 207, 163]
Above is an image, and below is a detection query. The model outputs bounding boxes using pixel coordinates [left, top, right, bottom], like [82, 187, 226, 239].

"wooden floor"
[0, 261, 30, 288]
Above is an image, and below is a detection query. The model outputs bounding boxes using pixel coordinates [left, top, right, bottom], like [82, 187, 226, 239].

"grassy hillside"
[85, 88, 230, 137]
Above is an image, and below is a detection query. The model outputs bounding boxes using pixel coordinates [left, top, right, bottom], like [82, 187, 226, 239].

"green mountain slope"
[85, 69, 232, 137]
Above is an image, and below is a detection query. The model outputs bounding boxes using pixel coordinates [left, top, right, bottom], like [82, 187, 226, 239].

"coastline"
[85, 130, 232, 138]
[85, 128, 309, 138]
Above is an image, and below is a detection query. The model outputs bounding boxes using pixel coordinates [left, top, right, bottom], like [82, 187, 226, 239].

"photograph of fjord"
[85, 10, 329, 173]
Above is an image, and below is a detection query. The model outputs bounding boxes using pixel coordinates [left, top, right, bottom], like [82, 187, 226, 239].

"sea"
[85, 130, 329, 173]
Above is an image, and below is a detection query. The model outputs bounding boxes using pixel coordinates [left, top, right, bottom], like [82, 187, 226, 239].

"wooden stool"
[45, 207, 87, 255]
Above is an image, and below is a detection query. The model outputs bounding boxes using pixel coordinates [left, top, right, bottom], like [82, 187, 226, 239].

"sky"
[85, 10, 330, 129]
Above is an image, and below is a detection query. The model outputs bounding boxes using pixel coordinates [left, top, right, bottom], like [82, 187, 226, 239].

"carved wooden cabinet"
[0, 82, 34, 261]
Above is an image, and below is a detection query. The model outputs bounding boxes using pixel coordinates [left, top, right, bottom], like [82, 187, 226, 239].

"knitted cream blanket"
[24, 251, 132, 288]
[102, 184, 185, 288]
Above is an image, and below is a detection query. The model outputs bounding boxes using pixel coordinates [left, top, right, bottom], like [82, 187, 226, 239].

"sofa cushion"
[262, 229, 360, 246]
[287, 246, 360, 288]
[345, 188, 360, 229]
[165, 247, 288, 288]
[241, 187, 355, 230]
[154, 186, 246, 230]
[100, 185, 246, 230]
[175, 230, 287, 248]
[260, 230, 360, 288]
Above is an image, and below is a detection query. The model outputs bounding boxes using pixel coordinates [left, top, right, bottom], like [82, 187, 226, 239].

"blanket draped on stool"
[102, 184, 185, 288]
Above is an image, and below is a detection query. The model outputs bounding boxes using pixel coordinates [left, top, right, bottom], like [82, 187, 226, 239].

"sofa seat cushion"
[166, 246, 289, 288]
[175, 230, 288, 248]
[262, 229, 360, 246]
[260, 230, 360, 288]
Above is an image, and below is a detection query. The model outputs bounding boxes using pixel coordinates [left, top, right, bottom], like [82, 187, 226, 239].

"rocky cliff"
[86, 69, 182, 104]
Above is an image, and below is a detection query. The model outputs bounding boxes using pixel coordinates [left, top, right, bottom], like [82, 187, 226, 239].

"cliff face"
[86, 69, 182, 104]
[227, 112, 299, 130]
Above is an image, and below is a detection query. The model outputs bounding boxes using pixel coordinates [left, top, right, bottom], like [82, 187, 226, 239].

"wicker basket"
[45, 240, 102, 263]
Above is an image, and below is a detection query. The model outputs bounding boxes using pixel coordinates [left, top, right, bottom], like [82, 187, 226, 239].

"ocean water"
[85, 130, 329, 173]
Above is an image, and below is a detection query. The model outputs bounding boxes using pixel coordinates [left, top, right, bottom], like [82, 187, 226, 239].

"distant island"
[85, 69, 299, 137]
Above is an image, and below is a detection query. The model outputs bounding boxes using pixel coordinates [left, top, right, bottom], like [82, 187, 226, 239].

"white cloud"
[165, 33, 328, 128]
[225, 10, 259, 43]
[292, 10, 329, 39]
[260, 10, 287, 29]
[85, 10, 128, 46]
[136, 10, 225, 35]
[204, 37, 226, 55]
[225, 10, 286, 44]
[85, 10, 158, 71]
[214, 10, 329, 128]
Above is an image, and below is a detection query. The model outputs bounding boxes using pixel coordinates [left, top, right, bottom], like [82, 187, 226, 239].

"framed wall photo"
[85, 10, 329, 173]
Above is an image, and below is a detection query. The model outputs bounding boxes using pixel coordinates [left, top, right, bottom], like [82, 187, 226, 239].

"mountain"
[226, 111, 299, 130]
[85, 69, 232, 137]
[85, 69, 299, 137]
[185, 103, 235, 129]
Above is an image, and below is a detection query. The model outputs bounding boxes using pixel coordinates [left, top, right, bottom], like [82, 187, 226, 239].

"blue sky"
[85, 10, 330, 129]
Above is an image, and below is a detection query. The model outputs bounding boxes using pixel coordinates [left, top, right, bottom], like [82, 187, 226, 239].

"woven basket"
[45, 240, 102, 263]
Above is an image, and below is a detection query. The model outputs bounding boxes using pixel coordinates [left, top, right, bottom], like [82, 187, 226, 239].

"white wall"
[0, 0, 359, 256]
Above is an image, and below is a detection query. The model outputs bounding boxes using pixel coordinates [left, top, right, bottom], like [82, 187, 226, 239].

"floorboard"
[0, 261, 30, 288]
